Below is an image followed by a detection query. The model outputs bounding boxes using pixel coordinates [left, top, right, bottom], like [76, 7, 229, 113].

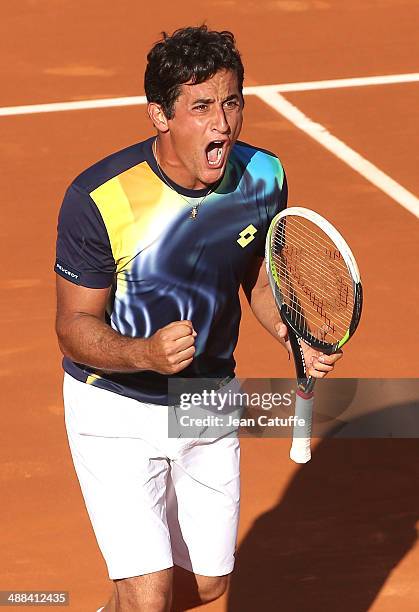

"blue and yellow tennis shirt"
[55, 137, 287, 404]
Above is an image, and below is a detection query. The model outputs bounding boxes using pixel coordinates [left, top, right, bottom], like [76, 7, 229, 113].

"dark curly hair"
[144, 25, 244, 119]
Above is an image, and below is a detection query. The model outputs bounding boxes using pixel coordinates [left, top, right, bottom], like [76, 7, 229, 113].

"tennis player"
[55, 26, 342, 612]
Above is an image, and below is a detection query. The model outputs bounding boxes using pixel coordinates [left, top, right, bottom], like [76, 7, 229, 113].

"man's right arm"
[55, 275, 196, 375]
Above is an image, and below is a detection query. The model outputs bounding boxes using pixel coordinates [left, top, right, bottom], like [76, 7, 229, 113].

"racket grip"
[289, 390, 314, 464]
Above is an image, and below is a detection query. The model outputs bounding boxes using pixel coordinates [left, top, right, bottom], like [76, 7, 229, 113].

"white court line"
[245, 72, 419, 94]
[255, 90, 419, 219]
[0, 95, 148, 117]
[1, 72, 419, 117]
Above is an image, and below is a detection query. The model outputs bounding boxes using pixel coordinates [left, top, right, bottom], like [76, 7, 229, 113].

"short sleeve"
[256, 167, 288, 257]
[276, 170, 288, 216]
[55, 183, 116, 288]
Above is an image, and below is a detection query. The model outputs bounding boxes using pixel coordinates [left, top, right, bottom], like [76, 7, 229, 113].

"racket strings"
[272, 239, 353, 323]
[271, 217, 354, 343]
[272, 237, 351, 313]
[279, 217, 350, 270]
[273, 224, 349, 279]
[277, 266, 351, 340]
[275, 243, 353, 336]
[277, 255, 353, 332]
[272, 229, 350, 295]
[280, 270, 348, 336]
[272, 261, 352, 328]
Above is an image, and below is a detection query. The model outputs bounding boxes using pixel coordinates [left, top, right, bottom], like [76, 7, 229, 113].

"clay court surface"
[1, 1, 419, 610]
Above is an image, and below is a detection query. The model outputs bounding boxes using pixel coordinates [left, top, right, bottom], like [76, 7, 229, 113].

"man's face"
[165, 69, 243, 189]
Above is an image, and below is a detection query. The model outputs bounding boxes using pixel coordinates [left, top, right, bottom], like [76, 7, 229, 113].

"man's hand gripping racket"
[265, 207, 363, 463]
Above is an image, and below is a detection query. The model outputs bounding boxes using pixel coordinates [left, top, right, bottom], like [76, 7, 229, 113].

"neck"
[153, 136, 208, 190]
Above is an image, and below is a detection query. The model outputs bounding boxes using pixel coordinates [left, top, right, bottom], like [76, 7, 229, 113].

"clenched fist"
[145, 320, 196, 374]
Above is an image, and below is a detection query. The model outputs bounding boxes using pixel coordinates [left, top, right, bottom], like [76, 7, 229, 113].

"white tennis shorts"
[63, 373, 241, 580]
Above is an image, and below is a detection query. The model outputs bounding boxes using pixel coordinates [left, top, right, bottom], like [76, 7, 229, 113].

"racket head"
[265, 206, 363, 354]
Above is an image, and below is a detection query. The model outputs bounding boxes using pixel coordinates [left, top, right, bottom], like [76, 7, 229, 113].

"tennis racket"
[265, 207, 363, 463]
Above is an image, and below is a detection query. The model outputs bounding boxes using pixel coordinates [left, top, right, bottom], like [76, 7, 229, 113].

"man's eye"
[224, 100, 239, 109]
[194, 104, 208, 111]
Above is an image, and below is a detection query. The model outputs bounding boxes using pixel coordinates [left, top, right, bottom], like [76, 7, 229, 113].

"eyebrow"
[191, 94, 240, 105]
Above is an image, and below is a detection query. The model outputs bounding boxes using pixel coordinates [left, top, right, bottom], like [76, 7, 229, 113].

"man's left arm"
[241, 256, 343, 378]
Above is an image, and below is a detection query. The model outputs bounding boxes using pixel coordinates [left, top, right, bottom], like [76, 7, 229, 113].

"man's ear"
[147, 103, 170, 133]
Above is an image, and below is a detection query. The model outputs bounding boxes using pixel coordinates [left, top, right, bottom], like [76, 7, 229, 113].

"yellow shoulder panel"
[90, 163, 182, 273]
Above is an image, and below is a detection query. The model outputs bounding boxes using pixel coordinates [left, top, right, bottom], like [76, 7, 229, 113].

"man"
[55, 26, 341, 611]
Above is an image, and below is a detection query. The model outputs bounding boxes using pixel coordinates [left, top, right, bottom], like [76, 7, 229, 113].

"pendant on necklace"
[190, 206, 198, 219]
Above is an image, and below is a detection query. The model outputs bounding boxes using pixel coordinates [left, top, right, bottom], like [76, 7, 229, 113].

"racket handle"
[289, 390, 314, 464]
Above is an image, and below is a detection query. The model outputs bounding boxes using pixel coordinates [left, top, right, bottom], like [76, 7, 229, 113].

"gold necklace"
[152, 138, 213, 219]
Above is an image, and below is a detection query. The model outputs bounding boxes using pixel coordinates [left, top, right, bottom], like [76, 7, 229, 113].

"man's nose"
[211, 105, 229, 133]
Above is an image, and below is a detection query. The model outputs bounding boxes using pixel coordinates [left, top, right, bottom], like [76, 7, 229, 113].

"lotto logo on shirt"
[237, 224, 258, 248]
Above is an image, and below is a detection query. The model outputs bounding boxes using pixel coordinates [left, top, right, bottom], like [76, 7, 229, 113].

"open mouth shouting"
[205, 139, 230, 170]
